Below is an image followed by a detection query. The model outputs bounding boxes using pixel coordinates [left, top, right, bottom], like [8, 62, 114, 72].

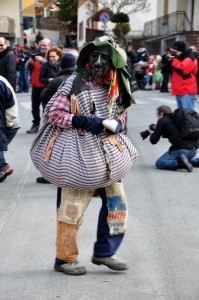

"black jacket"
[0, 47, 16, 90]
[39, 61, 60, 86]
[150, 113, 199, 151]
[161, 53, 171, 73]
[40, 67, 76, 108]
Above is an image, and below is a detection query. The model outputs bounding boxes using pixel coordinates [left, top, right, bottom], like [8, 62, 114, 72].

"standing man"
[169, 41, 198, 110]
[26, 38, 52, 134]
[0, 37, 16, 91]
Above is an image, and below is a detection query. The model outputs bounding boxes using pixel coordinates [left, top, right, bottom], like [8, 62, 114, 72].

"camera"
[166, 50, 176, 59]
[30, 54, 36, 60]
[140, 123, 156, 140]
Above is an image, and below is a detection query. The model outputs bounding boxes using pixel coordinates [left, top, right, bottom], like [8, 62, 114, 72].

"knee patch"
[57, 187, 94, 225]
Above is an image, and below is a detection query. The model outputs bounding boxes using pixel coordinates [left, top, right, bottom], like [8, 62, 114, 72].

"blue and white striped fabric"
[30, 75, 139, 189]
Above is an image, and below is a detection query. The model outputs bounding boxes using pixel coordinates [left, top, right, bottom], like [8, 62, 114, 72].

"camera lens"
[140, 130, 150, 140]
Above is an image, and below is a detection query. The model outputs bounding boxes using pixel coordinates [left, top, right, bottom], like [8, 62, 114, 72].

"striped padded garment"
[30, 75, 139, 189]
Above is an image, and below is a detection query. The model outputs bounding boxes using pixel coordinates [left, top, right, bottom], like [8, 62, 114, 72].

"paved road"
[1, 89, 199, 300]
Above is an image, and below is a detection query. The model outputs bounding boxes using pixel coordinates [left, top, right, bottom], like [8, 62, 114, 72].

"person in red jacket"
[169, 41, 198, 110]
[26, 38, 52, 134]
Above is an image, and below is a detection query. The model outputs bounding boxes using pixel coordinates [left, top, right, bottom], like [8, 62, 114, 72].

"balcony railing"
[144, 11, 192, 37]
[128, 30, 144, 38]
[0, 16, 15, 35]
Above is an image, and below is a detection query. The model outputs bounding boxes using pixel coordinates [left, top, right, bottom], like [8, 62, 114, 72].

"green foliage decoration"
[111, 12, 129, 23]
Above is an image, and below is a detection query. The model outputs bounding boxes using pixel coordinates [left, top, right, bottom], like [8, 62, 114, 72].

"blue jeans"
[155, 148, 199, 170]
[93, 187, 124, 257]
[176, 94, 195, 110]
[0, 128, 18, 170]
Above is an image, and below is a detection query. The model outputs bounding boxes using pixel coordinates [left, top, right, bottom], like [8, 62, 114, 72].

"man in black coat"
[0, 37, 16, 91]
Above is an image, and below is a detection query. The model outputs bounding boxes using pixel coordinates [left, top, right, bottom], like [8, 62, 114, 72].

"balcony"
[0, 16, 15, 36]
[144, 11, 192, 38]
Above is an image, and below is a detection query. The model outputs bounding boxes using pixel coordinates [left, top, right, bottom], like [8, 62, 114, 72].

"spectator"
[188, 45, 199, 94]
[145, 55, 155, 89]
[160, 48, 171, 93]
[39, 47, 63, 86]
[169, 41, 198, 110]
[0, 37, 16, 91]
[16, 44, 30, 93]
[134, 60, 149, 90]
[136, 46, 149, 63]
[0, 76, 20, 182]
[29, 41, 38, 55]
[153, 55, 163, 90]
[40, 53, 77, 109]
[26, 38, 52, 134]
[146, 105, 199, 172]
[126, 44, 137, 77]
[23, 31, 28, 45]
[35, 30, 44, 45]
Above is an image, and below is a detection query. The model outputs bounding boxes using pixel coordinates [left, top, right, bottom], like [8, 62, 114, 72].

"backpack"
[172, 108, 199, 139]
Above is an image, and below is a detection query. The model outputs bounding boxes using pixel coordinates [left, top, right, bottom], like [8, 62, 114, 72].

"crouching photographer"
[140, 105, 199, 172]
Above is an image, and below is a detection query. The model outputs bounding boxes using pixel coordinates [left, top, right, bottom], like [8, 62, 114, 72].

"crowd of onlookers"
[124, 42, 199, 95]
[125, 43, 172, 92]
[0, 31, 78, 183]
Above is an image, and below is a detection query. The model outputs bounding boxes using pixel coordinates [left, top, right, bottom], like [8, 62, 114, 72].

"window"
[79, 21, 83, 41]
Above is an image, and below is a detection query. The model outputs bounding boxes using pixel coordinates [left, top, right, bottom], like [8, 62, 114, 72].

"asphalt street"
[1, 88, 199, 300]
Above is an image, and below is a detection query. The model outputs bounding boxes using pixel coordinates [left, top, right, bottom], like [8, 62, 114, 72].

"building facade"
[143, 0, 199, 54]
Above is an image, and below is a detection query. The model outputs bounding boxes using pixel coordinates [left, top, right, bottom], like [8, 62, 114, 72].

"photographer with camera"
[140, 105, 199, 172]
[168, 41, 198, 110]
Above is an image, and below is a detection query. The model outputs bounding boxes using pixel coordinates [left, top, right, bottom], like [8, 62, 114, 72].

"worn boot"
[91, 255, 128, 271]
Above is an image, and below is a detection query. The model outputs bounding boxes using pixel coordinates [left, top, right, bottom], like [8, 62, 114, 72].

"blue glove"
[72, 115, 104, 135]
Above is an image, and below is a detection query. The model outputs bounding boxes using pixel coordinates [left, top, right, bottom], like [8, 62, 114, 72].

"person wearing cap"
[169, 41, 198, 110]
[39, 35, 138, 275]
[36, 53, 77, 184]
